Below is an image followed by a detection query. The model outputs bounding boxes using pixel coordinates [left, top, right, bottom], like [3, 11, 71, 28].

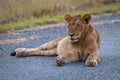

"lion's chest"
[73, 41, 90, 60]
[57, 37, 89, 61]
[77, 49, 89, 61]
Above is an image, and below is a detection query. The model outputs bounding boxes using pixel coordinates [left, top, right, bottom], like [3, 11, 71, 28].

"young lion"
[11, 14, 101, 67]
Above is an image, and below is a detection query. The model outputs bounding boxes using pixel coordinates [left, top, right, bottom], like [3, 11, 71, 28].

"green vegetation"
[0, 0, 120, 33]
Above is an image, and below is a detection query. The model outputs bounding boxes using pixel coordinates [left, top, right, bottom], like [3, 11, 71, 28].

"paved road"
[0, 13, 120, 80]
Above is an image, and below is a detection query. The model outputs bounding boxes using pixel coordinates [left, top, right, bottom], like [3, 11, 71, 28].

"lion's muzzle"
[69, 37, 79, 43]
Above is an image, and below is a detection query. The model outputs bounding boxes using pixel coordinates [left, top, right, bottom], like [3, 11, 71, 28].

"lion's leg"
[39, 37, 64, 50]
[85, 50, 101, 67]
[56, 52, 79, 66]
[11, 37, 64, 57]
[11, 48, 57, 57]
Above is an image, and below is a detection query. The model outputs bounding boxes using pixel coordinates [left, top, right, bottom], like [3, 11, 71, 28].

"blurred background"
[0, 0, 120, 33]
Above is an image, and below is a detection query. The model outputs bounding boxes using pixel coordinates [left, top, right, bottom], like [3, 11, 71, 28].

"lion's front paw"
[10, 48, 26, 57]
[85, 60, 98, 67]
[56, 56, 65, 66]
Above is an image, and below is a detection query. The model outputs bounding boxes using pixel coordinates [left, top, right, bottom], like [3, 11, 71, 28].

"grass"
[0, 3, 120, 33]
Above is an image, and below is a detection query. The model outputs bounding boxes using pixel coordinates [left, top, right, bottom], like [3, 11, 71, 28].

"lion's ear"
[82, 14, 92, 24]
[64, 14, 72, 23]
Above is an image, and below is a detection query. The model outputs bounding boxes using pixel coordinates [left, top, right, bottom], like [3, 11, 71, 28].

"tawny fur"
[12, 14, 101, 67]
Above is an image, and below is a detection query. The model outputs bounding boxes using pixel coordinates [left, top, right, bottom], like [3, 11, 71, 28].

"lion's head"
[64, 14, 92, 43]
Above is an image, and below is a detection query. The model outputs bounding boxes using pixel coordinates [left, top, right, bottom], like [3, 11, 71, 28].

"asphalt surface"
[0, 13, 120, 80]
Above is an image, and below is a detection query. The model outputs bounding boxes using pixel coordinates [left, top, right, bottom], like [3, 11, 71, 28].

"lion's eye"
[77, 24, 80, 27]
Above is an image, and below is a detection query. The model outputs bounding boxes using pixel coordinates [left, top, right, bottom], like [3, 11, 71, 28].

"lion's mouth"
[69, 38, 79, 43]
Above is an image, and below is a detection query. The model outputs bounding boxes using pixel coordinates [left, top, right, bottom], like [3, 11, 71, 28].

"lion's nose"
[69, 33, 74, 37]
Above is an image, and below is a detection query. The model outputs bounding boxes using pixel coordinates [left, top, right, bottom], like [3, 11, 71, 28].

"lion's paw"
[56, 56, 65, 66]
[85, 60, 98, 67]
[10, 48, 26, 57]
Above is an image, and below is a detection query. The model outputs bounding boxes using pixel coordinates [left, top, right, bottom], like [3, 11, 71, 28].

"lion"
[11, 14, 101, 67]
